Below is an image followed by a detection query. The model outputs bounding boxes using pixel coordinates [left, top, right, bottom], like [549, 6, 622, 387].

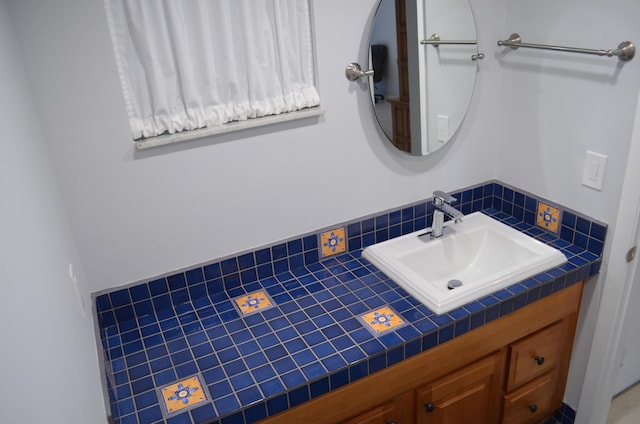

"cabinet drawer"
[502, 372, 554, 424]
[506, 321, 563, 391]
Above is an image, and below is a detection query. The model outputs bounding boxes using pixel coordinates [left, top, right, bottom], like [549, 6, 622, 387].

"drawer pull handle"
[535, 355, 545, 365]
[387, 421, 397, 424]
[528, 403, 538, 413]
[424, 402, 436, 412]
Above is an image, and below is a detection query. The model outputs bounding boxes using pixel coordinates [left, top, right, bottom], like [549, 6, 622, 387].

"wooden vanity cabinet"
[258, 282, 583, 424]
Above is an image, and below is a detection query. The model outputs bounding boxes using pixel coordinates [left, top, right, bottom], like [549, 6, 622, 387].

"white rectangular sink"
[361, 212, 567, 314]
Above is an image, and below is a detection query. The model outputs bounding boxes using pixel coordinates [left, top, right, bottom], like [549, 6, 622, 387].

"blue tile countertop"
[95, 181, 605, 424]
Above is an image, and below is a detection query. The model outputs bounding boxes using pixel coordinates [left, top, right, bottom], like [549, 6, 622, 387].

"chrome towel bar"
[421, 33, 477, 47]
[497, 33, 635, 62]
[420, 34, 484, 61]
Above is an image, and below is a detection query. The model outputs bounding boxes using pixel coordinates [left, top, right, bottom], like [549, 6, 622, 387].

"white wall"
[494, 0, 640, 410]
[615, 259, 640, 393]
[496, 0, 640, 221]
[7, 0, 502, 293]
[8, 0, 637, 418]
[0, 1, 106, 422]
[577, 91, 640, 424]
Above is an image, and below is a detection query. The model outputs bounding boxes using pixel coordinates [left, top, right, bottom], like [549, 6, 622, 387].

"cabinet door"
[342, 391, 414, 424]
[416, 353, 505, 424]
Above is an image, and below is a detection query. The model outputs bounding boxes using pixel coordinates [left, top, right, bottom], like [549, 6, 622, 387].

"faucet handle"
[433, 190, 457, 205]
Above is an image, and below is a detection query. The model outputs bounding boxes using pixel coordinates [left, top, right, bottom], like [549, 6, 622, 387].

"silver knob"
[345, 62, 374, 81]
[472, 53, 485, 61]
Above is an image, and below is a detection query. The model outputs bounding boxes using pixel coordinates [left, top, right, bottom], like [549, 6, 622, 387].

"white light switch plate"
[582, 150, 607, 191]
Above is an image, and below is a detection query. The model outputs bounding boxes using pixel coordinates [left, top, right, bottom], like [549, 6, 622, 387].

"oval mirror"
[369, 0, 479, 155]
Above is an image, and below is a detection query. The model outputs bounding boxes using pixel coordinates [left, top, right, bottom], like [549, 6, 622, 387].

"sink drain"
[447, 279, 463, 290]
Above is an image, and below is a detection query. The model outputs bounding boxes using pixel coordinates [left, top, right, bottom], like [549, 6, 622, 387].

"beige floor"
[607, 382, 640, 424]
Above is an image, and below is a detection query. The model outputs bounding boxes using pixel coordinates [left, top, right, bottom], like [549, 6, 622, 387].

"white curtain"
[105, 0, 320, 140]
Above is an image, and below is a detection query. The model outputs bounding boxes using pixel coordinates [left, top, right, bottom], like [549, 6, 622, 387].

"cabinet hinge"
[627, 246, 637, 263]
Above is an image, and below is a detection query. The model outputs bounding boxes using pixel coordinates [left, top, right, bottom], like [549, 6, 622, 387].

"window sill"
[134, 107, 325, 150]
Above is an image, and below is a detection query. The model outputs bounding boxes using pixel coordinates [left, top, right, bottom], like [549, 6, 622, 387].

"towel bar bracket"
[345, 62, 374, 82]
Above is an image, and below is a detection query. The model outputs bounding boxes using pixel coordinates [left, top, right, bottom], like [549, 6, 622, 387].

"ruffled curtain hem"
[130, 86, 320, 140]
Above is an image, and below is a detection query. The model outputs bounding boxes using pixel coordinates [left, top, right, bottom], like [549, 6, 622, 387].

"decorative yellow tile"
[320, 227, 346, 258]
[234, 291, 274, 315]
[536, 202, 561, 234]
[160, 375, 207, 415]
[360, 306, 406, 335]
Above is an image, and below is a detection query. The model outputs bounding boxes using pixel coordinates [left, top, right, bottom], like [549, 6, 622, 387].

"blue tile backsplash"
[96, 180, 605, 424]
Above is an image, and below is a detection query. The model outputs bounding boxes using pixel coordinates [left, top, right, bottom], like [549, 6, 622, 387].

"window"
[105, 0, 321, 147]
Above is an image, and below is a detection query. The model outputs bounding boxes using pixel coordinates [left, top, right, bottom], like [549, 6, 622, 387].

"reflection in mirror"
[369, 0, 478, 156]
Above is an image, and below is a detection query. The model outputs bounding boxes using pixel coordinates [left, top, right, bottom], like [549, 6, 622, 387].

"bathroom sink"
[361, 212, 567, 314]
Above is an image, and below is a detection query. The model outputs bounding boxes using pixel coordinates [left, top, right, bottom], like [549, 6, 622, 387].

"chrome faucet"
[430, 190, 464, 238]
